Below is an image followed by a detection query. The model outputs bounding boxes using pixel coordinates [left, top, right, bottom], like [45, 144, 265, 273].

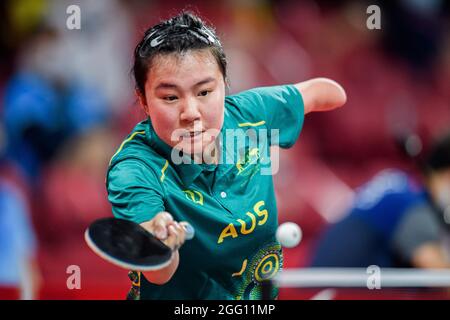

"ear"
[135, 89, 149, 115]
[224, 77, 231, 95]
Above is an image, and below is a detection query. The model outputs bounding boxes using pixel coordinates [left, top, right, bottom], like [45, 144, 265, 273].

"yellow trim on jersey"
[232, 259, 248, 277]
[160, 160, 169, 182]
[238, 121, 266, 127]
[109, 131, 146, 165]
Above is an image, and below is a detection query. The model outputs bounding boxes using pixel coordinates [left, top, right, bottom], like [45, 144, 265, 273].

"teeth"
[183, 131, 202, 138]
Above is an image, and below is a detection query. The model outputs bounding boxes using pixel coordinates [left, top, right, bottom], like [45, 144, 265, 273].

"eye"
[198, 90, 211, 97]
[163, 95, 178, 102]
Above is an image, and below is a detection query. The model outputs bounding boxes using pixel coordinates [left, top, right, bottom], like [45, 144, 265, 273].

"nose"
[180, 97, 201, 123]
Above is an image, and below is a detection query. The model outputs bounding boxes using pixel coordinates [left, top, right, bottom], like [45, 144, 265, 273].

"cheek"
[149, 105, 179, 136]
[153, 108, 176, 125]
[203, 95, 224, 129]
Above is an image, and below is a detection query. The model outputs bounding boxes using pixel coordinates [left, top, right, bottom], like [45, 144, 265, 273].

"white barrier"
[275, 268, 450, 288]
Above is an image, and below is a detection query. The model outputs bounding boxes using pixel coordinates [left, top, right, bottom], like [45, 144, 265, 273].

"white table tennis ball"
[276, 222, 302, 248]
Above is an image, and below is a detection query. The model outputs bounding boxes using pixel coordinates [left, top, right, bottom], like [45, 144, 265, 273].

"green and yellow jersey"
[106, 85, 304, 299]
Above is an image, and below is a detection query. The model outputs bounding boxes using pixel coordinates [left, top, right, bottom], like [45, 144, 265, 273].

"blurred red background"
[0, 0, 449, 299]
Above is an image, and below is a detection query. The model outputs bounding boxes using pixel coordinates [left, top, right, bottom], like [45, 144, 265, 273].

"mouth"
[180, 130, 205, 139]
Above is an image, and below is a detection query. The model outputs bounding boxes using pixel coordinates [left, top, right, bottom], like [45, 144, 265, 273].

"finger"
[164, 225, 180, 251]
[168, 223, 187, 250]
[152, 212, 173, 239]
[172, 222, 186, 246]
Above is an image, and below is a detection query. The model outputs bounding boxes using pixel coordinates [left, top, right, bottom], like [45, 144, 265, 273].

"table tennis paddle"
[84, 217, 195, 271]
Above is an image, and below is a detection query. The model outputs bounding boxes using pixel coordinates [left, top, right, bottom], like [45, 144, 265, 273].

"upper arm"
[107, 159, 165, 224]
[391, 204, 448, 268]
[294, 78, 347, 114]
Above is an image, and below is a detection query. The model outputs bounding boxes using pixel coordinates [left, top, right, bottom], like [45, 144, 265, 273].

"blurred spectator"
[3, 71, 64, 182]
[0, 161, 41, 299]
[0, 0, 49, 80]
[2, 19, 113, 184]
[310, 131, 450, 269]
[43, 0, 135, 112]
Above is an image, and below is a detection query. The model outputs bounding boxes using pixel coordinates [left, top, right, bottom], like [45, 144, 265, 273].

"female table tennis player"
[106, 11, 346, 299]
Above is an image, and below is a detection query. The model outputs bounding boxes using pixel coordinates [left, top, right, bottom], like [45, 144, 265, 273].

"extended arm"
[294, 78, 347, 114]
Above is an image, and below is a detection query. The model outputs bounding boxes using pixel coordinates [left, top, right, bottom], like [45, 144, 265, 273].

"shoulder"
[106, 157, 167, 206]
[225, 85, 300, 110]
[224, 85, 301, 124]
[108, 158, 158, 184]
[110, 120, 166, 168]
[109, 121, 151, 164]
[107, 121, 167, 190]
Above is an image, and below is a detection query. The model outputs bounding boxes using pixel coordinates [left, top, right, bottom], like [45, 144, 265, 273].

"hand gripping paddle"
[84, 218, 194, 271]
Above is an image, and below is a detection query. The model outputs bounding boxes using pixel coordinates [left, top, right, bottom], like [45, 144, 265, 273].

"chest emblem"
[183, 189, 204, 206]
[236, 147, 260, 177]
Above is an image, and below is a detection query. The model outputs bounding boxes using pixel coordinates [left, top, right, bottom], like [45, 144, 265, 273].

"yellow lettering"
[217, 223, 238, 244]
[237, 212, 256, 235]
[254, 201, 268, 225]
[216, 200, 270, 244]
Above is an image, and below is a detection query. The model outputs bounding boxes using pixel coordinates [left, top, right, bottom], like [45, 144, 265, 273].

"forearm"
[141, 251, 180, 285]
[294, 78, 347, 114]
[411, 243, 450, 269]
[138, 211, 187, 284]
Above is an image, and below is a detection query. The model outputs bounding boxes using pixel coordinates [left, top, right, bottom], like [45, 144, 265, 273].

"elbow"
[141, 268, 176, 285]
[142, 273, 173, 285]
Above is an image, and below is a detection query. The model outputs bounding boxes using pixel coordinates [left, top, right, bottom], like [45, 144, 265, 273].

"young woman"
[106, 11, 346, 299]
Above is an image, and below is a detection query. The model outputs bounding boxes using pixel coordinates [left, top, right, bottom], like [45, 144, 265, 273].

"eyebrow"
[155, 77, 216, 91]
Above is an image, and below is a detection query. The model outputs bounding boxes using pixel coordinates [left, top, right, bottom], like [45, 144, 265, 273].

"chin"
[185, 138, 216, 157]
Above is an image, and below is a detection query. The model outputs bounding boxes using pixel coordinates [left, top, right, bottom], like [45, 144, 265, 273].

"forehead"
[147, 49, 222, 88]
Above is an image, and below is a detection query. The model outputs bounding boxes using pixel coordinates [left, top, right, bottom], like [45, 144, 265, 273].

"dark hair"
[133, 11, 227, 96]
[426, 131, 450, 172]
